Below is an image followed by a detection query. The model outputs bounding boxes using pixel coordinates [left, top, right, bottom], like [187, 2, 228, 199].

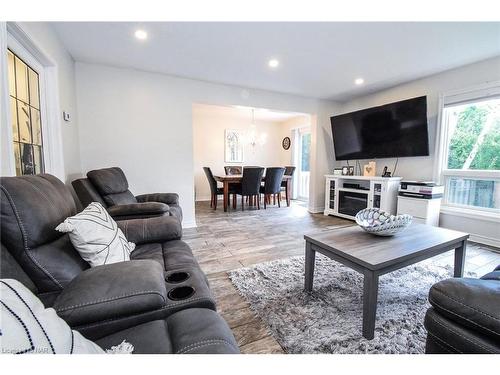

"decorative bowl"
[355, 208, 412, 236]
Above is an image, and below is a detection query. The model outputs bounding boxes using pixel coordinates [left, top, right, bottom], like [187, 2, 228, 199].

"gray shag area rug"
[229, 255, 472, 354]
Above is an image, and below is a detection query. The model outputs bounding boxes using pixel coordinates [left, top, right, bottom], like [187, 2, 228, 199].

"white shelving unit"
[324, 175, 402, 220]
[397, 196, 442, 226]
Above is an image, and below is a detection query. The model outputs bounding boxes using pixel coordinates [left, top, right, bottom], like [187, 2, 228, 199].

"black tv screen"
[330, 96, 429, 160]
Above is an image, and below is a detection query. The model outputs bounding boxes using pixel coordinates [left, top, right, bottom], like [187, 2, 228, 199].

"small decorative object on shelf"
[282, 137, 291, 150]
[382, 166, 392, 177]
[363, 161, 376, 176]
[348, 166, 355, 175]
[341, 166, 349, 175]
[333, 168, 343, 175]
[355, 208, 412, 236]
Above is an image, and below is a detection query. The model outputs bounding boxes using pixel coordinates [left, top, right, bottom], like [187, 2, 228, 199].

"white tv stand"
[324, 175, 402, 220]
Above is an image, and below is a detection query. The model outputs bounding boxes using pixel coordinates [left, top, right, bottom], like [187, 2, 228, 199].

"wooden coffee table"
[304, 223, 469, 340]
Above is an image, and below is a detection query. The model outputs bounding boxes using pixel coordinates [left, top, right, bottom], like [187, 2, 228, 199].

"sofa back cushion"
[86, 167, 137, 206]
[0, 244, 37, 294]
[72, 178, 107, 208]
[0, 174, 90, 293]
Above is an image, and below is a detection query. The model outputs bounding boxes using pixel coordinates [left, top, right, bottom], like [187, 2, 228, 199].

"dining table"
[213, 174, 293, 212]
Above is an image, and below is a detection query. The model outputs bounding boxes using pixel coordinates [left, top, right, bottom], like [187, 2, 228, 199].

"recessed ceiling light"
[134, 29, 148, 40]
[268, 59, 279, 68]
[354, 78, 364, 85]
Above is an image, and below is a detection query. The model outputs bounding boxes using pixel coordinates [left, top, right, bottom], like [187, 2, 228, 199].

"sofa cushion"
[87, 167, 137, 206]
[118, 215, 182, 245]
[0, 175, 89, 294]
[428, 277, 500, 340]
[71, 178, 107, 208]
[0, 279, 104, 354]
[96, 319, 173, 354]
[108, 202, 170, 220]
[135, 193, 183, 221]
[87, 167, 129, 195]
[130, 240, 197, 270]
[168, 204, 183, 221]
[53, 260, 167, 334]
[0, 244, 37, 294]
[129, 243, 164, 266]
[95, 308, 239, 354]
[56, 202, 134, 267]
[162, 240, 198, 269]
[0, 174, 76, 250]
[104, 190, 137, 206]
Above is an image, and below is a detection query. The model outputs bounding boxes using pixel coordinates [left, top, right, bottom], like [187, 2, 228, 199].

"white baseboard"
[469, 233, 500, 249]
[308, 205, 325, 214]
[195, 197, 211, 202]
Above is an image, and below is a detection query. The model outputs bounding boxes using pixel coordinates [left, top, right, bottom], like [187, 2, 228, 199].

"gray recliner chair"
[72, 167, 182, 222]
[0, 174, 239, 353]
[424, 264, 500, 353]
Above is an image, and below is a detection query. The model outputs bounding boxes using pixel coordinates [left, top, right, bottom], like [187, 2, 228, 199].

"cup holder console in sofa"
[166, 271, 190, 284]
[163, 267, 216, 313]
[168, 286, 196, 301]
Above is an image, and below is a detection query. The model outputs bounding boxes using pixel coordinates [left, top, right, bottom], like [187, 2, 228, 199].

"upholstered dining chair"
[261, 167, 285, 208]
[203, 167, 223, 210]
[224, 166, 243, 175]
[234, 167, 265, 211]
[281, 166, 296, 201]
[204, 167, 238, 210]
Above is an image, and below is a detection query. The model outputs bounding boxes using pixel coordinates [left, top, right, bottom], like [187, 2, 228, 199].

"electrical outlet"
[63, 111, 71, 122]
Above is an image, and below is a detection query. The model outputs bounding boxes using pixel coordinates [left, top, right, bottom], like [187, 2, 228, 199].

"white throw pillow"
[0, 279, 104, 354]
[55, 202, 135, 267]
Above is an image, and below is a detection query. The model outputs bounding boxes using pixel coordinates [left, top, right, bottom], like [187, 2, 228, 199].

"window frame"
[1, 22, 65, 179]
[434, 81, 500, 218]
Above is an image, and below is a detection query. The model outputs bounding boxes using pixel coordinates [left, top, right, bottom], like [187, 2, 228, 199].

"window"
[438, 87, 500, 213]
[7, 48, 44, 176]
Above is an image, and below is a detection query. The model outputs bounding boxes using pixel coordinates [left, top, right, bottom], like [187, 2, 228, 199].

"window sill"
[440, 205, 500, 223]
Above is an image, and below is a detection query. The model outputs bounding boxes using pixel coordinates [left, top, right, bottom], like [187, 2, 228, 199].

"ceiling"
[52, 22, 500, 101]
[193, 103, 308, 122]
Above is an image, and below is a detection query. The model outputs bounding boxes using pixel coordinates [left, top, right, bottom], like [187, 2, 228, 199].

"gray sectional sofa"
[0, 173, 239, 354]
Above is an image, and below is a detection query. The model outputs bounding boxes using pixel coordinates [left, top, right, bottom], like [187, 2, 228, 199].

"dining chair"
[203, 167, 238, 210]
[224, 166, 243, 175]
[235, 167, 264, 211]
[281, 166, 296, 201]
[261, 167, 286, 208]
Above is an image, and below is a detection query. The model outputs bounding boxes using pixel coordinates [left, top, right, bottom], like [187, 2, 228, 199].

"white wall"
[14, 22, 82, 182]
[333, 56, 500, 245]
[335, 56, 500, 181]
[193, 104, 300, 201]
[75, 62, 338, 227]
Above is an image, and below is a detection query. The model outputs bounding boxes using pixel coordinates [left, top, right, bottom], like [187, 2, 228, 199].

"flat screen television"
[330, 96, 429, 160]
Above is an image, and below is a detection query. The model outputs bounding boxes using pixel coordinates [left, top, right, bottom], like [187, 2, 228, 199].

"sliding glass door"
[297, 128, 311, 200]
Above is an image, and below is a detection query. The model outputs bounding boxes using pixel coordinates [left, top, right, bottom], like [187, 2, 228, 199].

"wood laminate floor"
[183, 199, 500, 354]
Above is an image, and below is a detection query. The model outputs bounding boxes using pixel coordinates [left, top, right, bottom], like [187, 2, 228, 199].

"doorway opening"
[192, 103, 312, 212]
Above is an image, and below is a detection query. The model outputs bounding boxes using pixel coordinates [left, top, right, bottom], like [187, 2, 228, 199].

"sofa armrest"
[53, 260, 167, 338]
[136, 193, 179, 205]
[117, 215, 182, 244]
[428, 277, 500, 340]
[107, 202, 169, 220]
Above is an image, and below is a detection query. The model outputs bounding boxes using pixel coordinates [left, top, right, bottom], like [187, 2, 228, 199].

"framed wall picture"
[225, 129, 244, 163]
